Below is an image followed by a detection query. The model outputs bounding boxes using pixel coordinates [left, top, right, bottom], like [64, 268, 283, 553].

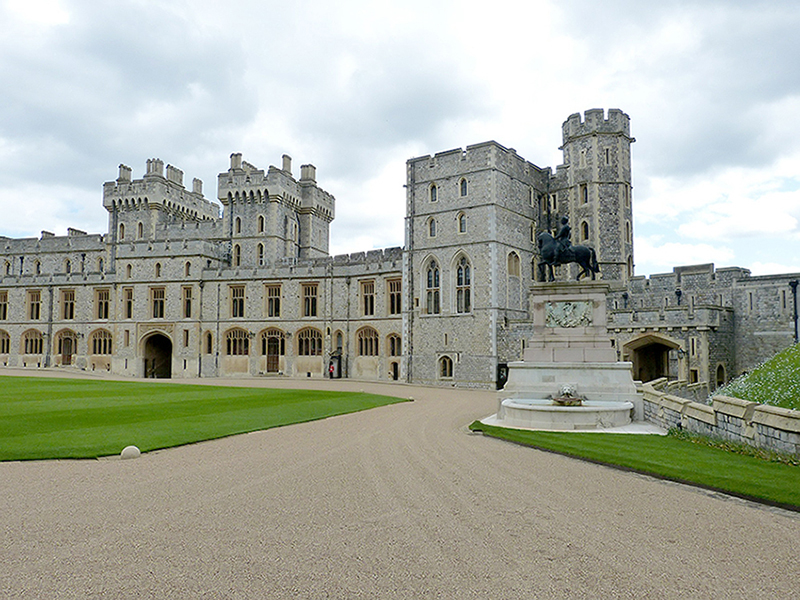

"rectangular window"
[303, 283, 318, 317]
[124, 330, 130, 347]
[361, 281, 375, 316]
[0, 290, 7, 320]
[124, 288, 133, 319]
[182, 286, 192, 318]
[151, 287, 165, 319]
[266, 285, 281, 317]
[96, 288, 110, 320]
[183, 329, 189, 348]
[231, 285, 245, 318]
[28, 290, 41, 320]
[62, 290, 75, 320]
[388, 279, 402, 315]
[580, 184, 588, 204]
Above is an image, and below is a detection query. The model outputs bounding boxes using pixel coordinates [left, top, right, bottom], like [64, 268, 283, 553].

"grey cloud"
[561, 0, 800, 178]
[0, 1, 256, 190]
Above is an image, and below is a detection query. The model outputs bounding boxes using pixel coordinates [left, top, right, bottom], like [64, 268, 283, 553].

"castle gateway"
[1, 110, 797, 389]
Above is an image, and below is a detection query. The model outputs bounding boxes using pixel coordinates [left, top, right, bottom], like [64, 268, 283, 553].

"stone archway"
[623, 334, 681, 384]
[144, 333, 172, 379]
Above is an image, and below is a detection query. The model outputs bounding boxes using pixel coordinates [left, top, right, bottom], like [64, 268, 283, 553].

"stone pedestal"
[492, 282, 643, 429]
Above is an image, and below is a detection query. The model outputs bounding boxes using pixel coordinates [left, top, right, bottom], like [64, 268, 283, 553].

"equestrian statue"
[537, 216, 600, 282]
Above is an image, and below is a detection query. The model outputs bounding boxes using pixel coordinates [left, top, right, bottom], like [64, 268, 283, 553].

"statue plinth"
[489, 281, 643, 430]
[524, 282, 616, 363]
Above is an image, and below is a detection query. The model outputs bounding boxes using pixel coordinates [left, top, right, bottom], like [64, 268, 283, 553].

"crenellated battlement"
[217, 153, 334, 222]
[103, 159, 219, 222]
[562, 108, 632, 141]
[408, 140, 546, 184]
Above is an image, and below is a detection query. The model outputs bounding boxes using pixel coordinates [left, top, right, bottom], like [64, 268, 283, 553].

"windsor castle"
[1, 109, 797, 390]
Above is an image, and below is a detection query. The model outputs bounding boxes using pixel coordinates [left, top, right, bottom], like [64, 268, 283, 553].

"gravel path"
[1, 372, 799, 598]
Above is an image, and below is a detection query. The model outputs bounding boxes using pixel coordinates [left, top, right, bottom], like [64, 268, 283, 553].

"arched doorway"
[144, 333, 172, 379]
[62, 336, 74, 366]
[623, 334, 680, 383]
[716, 364, 726, 389]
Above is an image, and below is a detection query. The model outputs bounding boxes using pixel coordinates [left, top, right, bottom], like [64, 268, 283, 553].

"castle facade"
[1, 109, 797, 389]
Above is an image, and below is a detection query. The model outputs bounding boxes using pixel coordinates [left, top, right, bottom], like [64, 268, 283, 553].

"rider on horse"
[554, 216, 572, 263]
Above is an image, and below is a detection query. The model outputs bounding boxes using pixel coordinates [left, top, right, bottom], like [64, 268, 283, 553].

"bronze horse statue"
[537, 232, 600, 282]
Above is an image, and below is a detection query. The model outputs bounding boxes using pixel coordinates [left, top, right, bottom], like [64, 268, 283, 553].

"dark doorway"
[61, 336, 73, 366]
[266, 336, 280, 373]
[390, 361, 399, 381]
[144, 334, 172, 378]
[623, 335, 680, 384]
[631, 342, 674, 383]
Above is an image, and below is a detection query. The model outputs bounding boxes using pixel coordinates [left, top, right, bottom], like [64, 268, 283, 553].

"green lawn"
[0, 376, 406, 461]
[470, 421, 800, 510]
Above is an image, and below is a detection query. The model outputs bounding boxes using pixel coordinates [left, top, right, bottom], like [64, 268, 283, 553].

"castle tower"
[217, 154, 335, 267]
[404, 141, 549, 387]
[551, 108, 635, 281]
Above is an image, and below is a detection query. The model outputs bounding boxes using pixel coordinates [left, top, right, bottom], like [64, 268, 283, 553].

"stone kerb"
[713, 395, 757, 421]
[753, 404, 800, 433]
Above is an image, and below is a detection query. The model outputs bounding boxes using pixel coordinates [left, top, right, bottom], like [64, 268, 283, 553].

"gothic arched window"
[456, 256, 471, 313]
[357, 327, 379, 356]
[439, 355, 453, 378]
[426, 260, 440, 315]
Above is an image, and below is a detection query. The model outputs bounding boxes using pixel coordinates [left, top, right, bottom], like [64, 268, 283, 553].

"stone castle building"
[1, 109, 798, 389]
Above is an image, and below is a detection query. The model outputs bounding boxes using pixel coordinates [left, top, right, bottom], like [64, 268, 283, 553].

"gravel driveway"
[1, 373, 799, 598]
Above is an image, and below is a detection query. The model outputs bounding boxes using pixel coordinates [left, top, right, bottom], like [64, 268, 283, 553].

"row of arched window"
[0, 329, 112, 355]
[2, 257, 105, 277]
[123, 261, 194, 279]
[427, 212, 468, 237]
[424, 255, 472, 315]
[429, 178, 469, 202]
[215, 327, 401, 358]
[118, 222, 145, 240]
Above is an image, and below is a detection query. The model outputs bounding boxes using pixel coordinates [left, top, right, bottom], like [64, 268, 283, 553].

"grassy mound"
[0, 376, 405, 461]
[718, 344, 800, 411]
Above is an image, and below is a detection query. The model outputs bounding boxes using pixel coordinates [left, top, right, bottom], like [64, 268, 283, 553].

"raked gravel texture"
[1, 370, 799, 599]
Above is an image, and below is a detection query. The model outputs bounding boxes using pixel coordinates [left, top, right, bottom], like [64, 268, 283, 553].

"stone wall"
[642, 383, 800, 455]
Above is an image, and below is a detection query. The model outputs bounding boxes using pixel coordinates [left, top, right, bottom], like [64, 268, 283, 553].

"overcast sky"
[2, 0, 800, 277]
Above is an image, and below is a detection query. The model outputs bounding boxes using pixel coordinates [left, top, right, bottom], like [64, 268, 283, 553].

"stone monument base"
[500, 361, 643, 421]
[487, 281, 644, 431]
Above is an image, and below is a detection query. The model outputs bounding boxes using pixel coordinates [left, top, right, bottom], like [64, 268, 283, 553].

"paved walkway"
[1, 370, 799, 598]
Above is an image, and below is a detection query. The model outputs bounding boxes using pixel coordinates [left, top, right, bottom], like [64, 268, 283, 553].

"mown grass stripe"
[0, 376, 405, 461]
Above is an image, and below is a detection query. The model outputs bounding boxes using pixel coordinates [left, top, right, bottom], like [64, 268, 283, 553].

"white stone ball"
[120, 445, 141, 460]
